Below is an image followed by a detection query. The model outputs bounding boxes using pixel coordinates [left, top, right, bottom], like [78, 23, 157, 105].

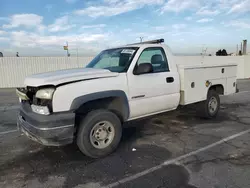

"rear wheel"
[77, 109, 122, 158]
[197, 90, 220, 118]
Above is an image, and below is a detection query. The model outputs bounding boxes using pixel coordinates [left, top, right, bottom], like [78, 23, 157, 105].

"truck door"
[127, 47, 180, 119]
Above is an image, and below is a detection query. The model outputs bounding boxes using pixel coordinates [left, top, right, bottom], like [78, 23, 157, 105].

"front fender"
[70, 90, 130, 120]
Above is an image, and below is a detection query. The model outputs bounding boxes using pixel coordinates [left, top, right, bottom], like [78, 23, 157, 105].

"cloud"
[195, 26, 219, 35]
[37, 25, 46, 32]
[154, 26, 165, 31]
[81, 24, 106, 29]
[161, 0, 200, 13]
[161, 0, 247, 14]
[48, 16, 75, 32]
[224, 20, 250, 29]
[3, 0, 249, 56]
[185, 16, 192, 21]
[172, 24, 186, 30]
[10, 31, 107, 48]
[11, 31, 37, 47]
[228, 0, 250, 14]
[74, 0, 164, 17]
[197, 18, 213, 23]
[196, 7, 220, 16]
[0, 37, 9, 41]
[3, 14, 43, 29]
[104, 0, 120, 3]
[171, 31, 191, 36]
[0, 30, 7, 35]
[123, 28, 132, 32]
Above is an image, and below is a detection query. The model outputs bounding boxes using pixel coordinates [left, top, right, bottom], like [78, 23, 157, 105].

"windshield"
[86, 47, 139, 73]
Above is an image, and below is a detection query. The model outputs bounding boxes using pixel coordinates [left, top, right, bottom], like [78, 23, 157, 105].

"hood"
[24, 68, 119, 87]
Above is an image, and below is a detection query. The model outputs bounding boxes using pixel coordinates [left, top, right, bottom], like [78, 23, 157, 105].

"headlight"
[31, 105, 50, 115]
[36, 88, 55, 99]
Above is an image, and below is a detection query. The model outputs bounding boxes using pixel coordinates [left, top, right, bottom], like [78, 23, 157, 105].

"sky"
[0, 0, 250, 56]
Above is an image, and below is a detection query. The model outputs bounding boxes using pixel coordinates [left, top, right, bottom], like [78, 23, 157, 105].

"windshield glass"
[86, 47, 138, 73]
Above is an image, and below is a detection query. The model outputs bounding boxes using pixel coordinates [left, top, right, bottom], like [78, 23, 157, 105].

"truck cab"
[17, 39, 237, 158]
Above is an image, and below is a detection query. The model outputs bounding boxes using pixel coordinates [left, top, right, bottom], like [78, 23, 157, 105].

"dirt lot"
[1, 80, 250, 188]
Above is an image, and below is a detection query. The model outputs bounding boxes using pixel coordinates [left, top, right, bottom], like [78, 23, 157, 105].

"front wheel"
[77, 109, 122, 158]
[197, 90, 220, 118]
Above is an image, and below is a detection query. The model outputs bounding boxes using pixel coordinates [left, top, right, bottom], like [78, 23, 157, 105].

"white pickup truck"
[16, 39, 238, 158]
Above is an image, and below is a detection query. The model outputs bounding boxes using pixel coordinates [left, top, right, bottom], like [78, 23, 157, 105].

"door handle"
[166, 77, 174, 83]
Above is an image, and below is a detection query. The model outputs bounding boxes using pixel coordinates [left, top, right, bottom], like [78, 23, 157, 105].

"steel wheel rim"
[208, 96, 218, 114]
[90, 121, 115, 149]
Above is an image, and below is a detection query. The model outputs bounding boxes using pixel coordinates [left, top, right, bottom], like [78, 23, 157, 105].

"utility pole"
[201, 45, 207, 64]
[66, 41, 70, 57]
[201, 45, 207, 55]
[140, 37, 144, 43]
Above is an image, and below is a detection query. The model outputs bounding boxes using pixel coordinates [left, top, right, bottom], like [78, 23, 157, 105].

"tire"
[76, 109, 122, 158]
[197, 90, 220, 118]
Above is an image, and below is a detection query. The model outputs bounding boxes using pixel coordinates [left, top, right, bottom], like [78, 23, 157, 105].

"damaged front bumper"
[17, 103, 75, 146]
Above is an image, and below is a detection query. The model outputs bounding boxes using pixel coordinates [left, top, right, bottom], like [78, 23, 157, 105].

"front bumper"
[17, 103, 75, 146]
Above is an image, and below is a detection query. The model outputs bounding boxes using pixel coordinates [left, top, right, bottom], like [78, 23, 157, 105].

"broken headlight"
[35, 88, 55, 100]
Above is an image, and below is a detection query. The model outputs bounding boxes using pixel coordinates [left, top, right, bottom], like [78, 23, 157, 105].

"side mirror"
[134, 63, 153, 75]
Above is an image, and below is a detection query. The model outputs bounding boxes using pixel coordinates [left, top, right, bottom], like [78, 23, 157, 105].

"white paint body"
[178, 63, 237, 105]
[24, 68, 118, 87]
[24, 43, 238, 120]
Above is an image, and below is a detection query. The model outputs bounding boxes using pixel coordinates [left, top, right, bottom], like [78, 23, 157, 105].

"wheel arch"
[71, 90, 130, 122]
[208, 84, 224, 95]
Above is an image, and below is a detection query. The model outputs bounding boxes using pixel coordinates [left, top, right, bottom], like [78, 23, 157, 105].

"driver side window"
[137, 47, 169, 73]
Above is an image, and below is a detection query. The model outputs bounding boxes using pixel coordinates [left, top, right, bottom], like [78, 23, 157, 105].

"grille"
[18, 87, 53, 112]
[26, 87, 39, 101]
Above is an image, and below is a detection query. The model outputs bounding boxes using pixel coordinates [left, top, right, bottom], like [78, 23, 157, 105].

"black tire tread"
[197, 89, 220, 118]
[76, 109, 122, 158]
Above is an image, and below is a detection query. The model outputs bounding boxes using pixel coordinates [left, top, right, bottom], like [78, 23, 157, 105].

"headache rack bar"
[127, 38, 164, 45]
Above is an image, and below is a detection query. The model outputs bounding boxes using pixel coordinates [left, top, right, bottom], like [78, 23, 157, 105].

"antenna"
[139, 37, 144, 43]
